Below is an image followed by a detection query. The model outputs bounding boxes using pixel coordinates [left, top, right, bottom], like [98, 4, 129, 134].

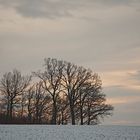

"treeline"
[0, 58, 113, 125]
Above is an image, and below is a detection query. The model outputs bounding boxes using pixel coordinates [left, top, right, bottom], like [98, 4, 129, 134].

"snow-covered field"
[0, 125, 140, 140]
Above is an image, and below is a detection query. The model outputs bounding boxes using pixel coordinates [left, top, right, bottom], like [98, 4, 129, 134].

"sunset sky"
[0, 0, 140, 125]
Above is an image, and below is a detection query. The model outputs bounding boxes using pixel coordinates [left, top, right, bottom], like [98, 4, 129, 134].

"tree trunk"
[9, 99, 13, 120]
[87, 106, 91, 125]
[28, 113, 32, 123]
[21, 103, 24, 118]
[6, 98, 10, 119]
[70, 101, 75, 125]
[61, 111, 64, 124]
[80, 107, 83, 125]
[35, 106, 39, 123]
[38, 109, 43, 123]
[51, 100, 57, 124]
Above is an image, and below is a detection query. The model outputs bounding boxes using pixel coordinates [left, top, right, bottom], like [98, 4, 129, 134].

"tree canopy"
[0, 58, 113, 124]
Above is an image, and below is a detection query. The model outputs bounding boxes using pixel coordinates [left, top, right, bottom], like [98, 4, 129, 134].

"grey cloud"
[136, 8, 140, 12]
[0, 0, 140, 18]
[0, 0, 84, 18]
[93, 0, 138, 6]
[15, 0, 75, 18]
[128, 70, 140, 82]
[0, 46, 4, 55]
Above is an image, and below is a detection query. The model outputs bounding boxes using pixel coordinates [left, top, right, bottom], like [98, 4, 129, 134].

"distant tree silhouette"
[34, 58, 64, 124]
[0, 69, 31, 121]
[0, 58, 113, 124]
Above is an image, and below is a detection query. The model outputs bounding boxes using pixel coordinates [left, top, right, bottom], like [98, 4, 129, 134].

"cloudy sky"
[0, 0, 140, 125]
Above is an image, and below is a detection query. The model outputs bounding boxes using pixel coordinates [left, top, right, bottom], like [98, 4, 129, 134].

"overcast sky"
[0, 0, 140, 125]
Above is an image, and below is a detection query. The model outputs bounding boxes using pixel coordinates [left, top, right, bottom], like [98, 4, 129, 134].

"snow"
[0, 125, 140, 140]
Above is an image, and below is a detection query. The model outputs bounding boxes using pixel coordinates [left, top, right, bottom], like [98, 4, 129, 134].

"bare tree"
[26, 86, 35, 123]
[0, 69, 31, 120]
[34, 58, 64, 124]
[61, 62, 92, 125]
[75, 73, 102, 124]
[57, 94, 69, 124]
[32, 82, 51, 123]
[82, 76, 114, 125]
[0, 58, 113, 125]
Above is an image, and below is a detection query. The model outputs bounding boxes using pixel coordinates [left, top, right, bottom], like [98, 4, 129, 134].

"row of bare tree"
[0, 58, 113, 125]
